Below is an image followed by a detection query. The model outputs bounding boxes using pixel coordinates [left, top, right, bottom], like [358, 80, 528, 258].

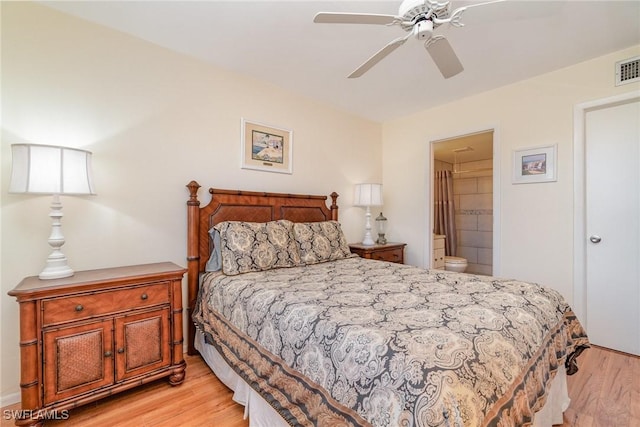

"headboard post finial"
[187, 181, 201, 204]
[330, 192, 339, 221]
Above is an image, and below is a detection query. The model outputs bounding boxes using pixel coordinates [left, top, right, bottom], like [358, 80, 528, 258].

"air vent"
[615, 56, 639, 86]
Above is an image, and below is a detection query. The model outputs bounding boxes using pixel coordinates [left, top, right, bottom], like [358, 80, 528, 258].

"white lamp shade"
[9, 144, 95, 195]
[354, 183, 383, 206]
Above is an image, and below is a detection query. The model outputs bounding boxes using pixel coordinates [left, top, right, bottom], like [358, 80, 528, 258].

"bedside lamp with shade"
[353, 183, 383, 246]
[9, 143, 96, 280]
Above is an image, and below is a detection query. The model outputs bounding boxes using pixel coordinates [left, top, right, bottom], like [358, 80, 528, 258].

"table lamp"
[9, 143, 95, 279]
[353, 183, 383, 246]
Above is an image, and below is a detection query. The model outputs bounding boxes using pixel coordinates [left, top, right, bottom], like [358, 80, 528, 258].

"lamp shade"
[9, 144, 95, 195]
[354, 183, 383, 207]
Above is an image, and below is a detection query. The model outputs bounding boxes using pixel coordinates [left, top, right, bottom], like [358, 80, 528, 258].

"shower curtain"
[434, 170, 457, 256]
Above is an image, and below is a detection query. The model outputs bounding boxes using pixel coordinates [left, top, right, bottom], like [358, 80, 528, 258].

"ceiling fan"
[313, 0, 506, 79]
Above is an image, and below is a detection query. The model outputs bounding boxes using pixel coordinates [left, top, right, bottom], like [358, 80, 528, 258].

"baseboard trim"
[0, 392, 21, 408]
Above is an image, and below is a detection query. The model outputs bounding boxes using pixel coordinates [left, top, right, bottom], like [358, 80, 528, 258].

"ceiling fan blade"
[425, 36, 464, 79]
[313, 12, 399, 25]
[349, 35, 411, 78]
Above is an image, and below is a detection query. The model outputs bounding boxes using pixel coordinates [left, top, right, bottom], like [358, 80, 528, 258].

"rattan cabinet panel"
[8, 262, 187, 427]
[115, 307, 171, 381]
[43, 319, 114, 405]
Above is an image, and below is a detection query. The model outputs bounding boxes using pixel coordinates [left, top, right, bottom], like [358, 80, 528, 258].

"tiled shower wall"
[434, 159, 493, 275]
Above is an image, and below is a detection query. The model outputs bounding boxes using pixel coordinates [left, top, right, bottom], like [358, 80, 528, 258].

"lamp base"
[39, 194, 75, 280]
[39, 264, 74, 280]
[361, 231, 375, 246]
[39, 249, 74, 279]
[361, 206, 375, 246]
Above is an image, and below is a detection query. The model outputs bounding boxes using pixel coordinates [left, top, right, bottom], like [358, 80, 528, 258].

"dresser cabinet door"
[114, 307, 171, 382]
[433, 248, 445, 269]
[43, 319, 114, 405]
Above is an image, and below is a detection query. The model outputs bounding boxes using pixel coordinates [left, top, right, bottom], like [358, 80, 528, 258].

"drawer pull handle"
[104, 351, 112, 357]
[117, 348, 125, 354]
[141, 293, 148, 300]
[75, 305, 84, 312]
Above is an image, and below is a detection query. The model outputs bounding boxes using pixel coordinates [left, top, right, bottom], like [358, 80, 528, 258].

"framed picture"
[241, 118, 292, 174]
[512, 144, 557, 184]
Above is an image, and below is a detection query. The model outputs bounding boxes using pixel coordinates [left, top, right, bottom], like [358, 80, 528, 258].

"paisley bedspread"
[192, 257, 588, 427]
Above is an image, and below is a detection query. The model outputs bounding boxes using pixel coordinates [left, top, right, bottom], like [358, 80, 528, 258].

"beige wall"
[0, 3, 382, 402]
[383, 44, 640, 301]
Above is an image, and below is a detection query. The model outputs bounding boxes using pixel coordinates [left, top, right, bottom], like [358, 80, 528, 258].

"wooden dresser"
[349, 242, 406, 264]
[8, 262, 187, 427]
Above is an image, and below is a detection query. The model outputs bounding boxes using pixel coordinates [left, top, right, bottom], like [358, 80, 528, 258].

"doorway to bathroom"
[430, 130, 497, 276]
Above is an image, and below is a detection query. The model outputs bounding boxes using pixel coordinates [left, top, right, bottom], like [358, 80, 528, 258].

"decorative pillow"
[205, 227, 222, 272]
[293, 221, 352, 265]
[214, 220, 301, 275]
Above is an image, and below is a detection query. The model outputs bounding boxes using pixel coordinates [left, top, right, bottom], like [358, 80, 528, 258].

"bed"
[185, 181, 589, 427]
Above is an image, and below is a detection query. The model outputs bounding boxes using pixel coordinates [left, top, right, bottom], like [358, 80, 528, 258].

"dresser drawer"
[349, 243, 406, 265]
[42, 282, 170, 326]
[371, 248, 403, 263]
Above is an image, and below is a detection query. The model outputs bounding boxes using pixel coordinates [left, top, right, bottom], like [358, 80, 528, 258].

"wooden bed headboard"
[185, 180, 339, 354]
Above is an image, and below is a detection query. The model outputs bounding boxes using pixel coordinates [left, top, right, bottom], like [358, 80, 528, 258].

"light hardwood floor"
[2, 345, 638, 426]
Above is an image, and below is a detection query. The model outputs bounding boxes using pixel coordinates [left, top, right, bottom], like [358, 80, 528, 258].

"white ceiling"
[42, 0, 640, 123]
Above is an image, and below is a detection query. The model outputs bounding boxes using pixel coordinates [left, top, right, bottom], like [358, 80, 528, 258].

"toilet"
[444, 256, 468, 273]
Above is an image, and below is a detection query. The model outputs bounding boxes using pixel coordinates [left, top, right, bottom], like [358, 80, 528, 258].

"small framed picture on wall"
[241, 118, 293, 174]
[512, 144, 557, 184]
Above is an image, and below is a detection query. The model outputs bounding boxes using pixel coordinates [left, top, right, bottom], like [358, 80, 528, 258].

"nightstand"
[349, 242, 406, 264]
[8, 262, 187, 427]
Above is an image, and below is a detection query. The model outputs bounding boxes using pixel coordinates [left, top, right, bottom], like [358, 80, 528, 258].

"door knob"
[589, 235, 602, 244]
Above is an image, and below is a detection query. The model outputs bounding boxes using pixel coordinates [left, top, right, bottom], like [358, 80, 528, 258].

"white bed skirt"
[195, 330, 570, 426]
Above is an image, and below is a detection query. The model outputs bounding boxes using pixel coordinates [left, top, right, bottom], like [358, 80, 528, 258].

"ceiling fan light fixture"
[414, 19, 434, 40]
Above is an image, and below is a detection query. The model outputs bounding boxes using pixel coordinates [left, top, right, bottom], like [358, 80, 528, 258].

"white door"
[585, 99, 640, 356]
